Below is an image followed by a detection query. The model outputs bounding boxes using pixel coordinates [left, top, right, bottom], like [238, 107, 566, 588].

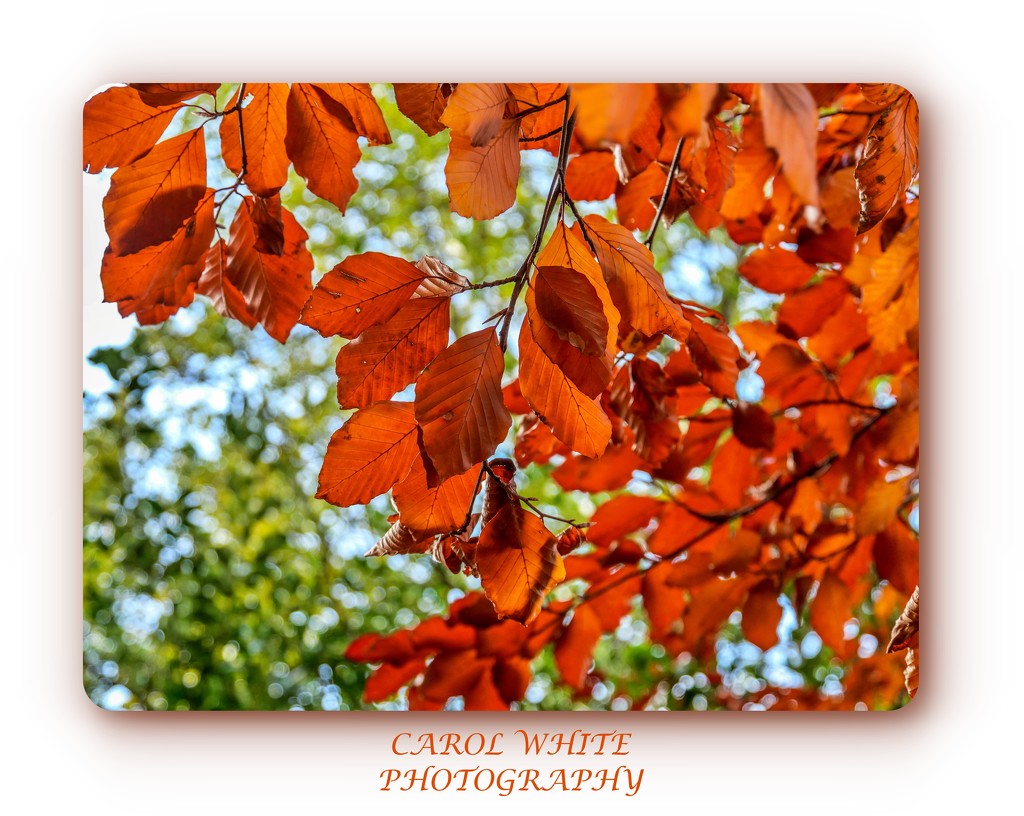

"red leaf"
[393, 83, 452, 136]
[101, 190, 215, 321]
[313, 83, 391, 145]
[128, 83, 219, 106]
[742, 580, 781, 651]
[218, 198, 313, 342]
[440, 83, 510, 147]
[740, 248, 818, 294]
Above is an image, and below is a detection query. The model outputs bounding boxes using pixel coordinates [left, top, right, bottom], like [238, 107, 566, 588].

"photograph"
[82, 81, 920, 712]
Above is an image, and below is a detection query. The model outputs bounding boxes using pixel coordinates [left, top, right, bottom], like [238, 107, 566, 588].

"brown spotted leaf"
[335, 294, 450, 409]
[300, 252, 426, 338]
[856, 87, 919, 233]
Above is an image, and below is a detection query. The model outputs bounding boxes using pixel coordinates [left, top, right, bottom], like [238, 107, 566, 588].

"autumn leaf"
[476, 504, 566, 625]
[554, 604, 601, 691]
[216, 197, 314, 343]
[220, 83, 290, 196]
[313, 83, 392, 145]
[316, 401, 420, 507]
[393, 83, 452, 136]
[335, 294, 450, 409]
[440, 83, 510, 147]
[742, 580, 781, 651]
[856, 86, 919, 233]
[300, 252, 426, 339]
[414, 328, 512, 480]
[365, 521, 433, 558]
[285, 83, 362, 213]
[740, 248, 818, 294]
[102, 126, 207, 255]
[583, 214, 680, 337]
[83, 85, 179, 173]
[810, 569, 856, 658]
[446, 119, 521, 219]
[101, 190, 215, 321]
[518, 313, 611, 459]
[571, 83, 656, 147]
[393, 458, 481, 537]
[758, 83, 820, 207]
[128, 83, 219, 106]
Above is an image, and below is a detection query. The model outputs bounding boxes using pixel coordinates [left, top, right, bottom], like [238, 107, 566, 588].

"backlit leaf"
[83, 85, 178, 173]
[440, 82, 510, 147]
[446, 119, 521, 219]
[477, 504, 565, 625]
[335, 294, 450, 409]
[758, 83, 820, 207]
[554, 605, 601, 691]
[103, 126, 207, 255]
[316, 401, 420, 507]
[220, 83, 290, 196]
[300, 252, 425, 338]
[285, 82, 362, 212]
[393, 458, 481, 537]
[415, 328, 512, 480]
[856, 87, 919, 233]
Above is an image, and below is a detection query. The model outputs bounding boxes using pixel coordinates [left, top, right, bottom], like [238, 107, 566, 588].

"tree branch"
[645, 136, 685, 248]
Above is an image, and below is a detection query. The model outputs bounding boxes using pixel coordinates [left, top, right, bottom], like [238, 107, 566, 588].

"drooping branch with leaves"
[84, 81, 920, 710]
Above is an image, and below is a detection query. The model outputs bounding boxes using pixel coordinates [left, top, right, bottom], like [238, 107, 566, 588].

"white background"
[2, 2, 1019, 811]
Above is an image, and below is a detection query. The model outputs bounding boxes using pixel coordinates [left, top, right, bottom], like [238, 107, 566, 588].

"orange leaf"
[614, 162, 665, 232]
[571, 83, 655, 148]
[874, 519, 919, 596]
[335, 294, 450, 409]
[855, 87, 918, 233]
[83, 85, 178, 173]
[219, 198, 314, 342]
[128, 83, 219, 106]
[742, 580, 781, 651]
[588, 495, 663, 548]
[518, 314, 611, 459]
[300, 252, 425, 338]
[415, 328, 512, 480]
[758, 83, 820, 207]
[197, 239, 257, 328]
[392, 459, 481, 537]
[220, 83, 290, 196]
[711, 529, 761, 573]
[393, 83, 451, 136]
[583, 214, 679, 337]
[684, 316, 741, 398]
[314, 83, 391, 145]
[856, 476, 910, 536]
[554, 605, 601, 691]
[476, 505, 566, 625]
[364, 658, 426, 703]
[740, 248, 818, 294]
[682, 576, 752, 655]
[101, 190, 215, 321]
[564, 151, 618, 201]
[642, 566, 685, 645]
[285, 83, 362, 212]
[445, 119, 521, 219]
[526, 277, 613, 399]
[316, 401, 420, 507]
[440, 83, 510, 147]
[810, 569, 856, 658]
[103, 126, 207, 255]
[778, 276, 850, 338]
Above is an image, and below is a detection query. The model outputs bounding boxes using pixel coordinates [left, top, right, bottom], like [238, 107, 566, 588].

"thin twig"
[497, 91, 575, 351]
[645, 137, 686, 248]
[520, 126, 563, 143]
